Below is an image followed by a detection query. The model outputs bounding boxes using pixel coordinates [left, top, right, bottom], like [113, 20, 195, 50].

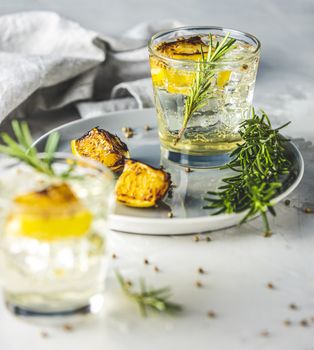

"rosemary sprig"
[175, 32, 236, 144]
[0, 120, 60, 176]
[116, 271, 182, 317]
[203, 109, 294, 236]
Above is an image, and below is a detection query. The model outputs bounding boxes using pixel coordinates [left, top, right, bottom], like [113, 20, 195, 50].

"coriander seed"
[198, 267, 205, 274]
[289, 303, 298, 310]
[260, 330, 270, 337]
[63, 324, 73, 332]
[207, 310, 216, 318]
[300, 319, 308, 327]
[195, 280, 202, 288]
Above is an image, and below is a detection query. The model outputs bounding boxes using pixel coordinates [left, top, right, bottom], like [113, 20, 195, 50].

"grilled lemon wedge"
[115, 159, 171, 207]
[150, 35, 231, 94]
[6, 183, 93, 241]
[71, 127, 129, 173]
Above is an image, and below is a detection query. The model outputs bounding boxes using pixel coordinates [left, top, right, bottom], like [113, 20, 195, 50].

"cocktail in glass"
[0, 154, 113, 323]
[149, 26, 260, 167]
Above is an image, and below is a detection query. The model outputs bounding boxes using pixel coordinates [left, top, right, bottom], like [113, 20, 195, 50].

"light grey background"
[0, 1, 314, 350]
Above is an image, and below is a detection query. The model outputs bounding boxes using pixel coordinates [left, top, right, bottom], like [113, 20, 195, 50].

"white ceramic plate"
[34, 109, 304, 235]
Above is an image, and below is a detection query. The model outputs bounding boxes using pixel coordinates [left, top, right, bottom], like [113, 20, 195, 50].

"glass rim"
[148, 25, 261, 66]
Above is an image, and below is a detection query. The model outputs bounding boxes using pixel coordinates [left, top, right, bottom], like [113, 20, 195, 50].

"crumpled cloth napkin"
[0, 11, 181, 122]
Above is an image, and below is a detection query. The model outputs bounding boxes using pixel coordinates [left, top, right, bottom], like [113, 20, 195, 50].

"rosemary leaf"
[0, 120, 60, 177]
[204, 109, 294, 235]
[116, 270, 182, 317]
[175, 32, 236, 143]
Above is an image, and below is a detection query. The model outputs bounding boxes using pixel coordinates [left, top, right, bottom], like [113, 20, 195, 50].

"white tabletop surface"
[1, 0, 314, 349]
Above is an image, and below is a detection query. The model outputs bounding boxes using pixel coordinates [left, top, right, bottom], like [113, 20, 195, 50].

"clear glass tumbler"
[149, 26, 261, 167]
[0, 154, 114, 323]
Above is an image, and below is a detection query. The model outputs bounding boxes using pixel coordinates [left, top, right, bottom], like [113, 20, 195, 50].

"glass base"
[161, 147, 231, 168]
[5, 293, 104, 325]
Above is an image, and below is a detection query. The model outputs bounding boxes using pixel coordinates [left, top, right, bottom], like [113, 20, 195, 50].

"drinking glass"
[149, 26, 261, 167]
[0, 154, 114, 323]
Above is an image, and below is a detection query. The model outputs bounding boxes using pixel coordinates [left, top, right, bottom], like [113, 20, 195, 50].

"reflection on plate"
[34, 109, 304, 235]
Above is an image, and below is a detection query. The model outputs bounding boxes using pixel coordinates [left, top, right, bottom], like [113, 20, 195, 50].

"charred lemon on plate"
[5, 183, 93, 241]
[150, 35, 232, 94]
[115, 159, 171, 207]
[71, 127, 129, 173]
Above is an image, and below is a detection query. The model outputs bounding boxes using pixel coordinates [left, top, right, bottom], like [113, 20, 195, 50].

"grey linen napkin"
[0, 11, 181, 124]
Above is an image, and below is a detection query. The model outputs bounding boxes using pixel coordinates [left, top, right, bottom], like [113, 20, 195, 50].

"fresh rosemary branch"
[175, 32, 236, 144]
[0, 120, 60, 176]
[116, 271, 182, 317]
[203, 109, 294, 236]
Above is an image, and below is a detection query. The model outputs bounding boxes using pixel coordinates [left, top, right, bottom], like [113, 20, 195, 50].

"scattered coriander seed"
[154, 266, 160, 272]
[167, 211, 173, 218]
[112, 253, 117, 259]
[304, 207, 313, 214]
[144, 125, 151, 131]
[207, 310, 216, 318]
[267, 282, 275, 289]
[185, 167, 192, 173]
[284, 199, 291, 206]
[126, 280, 133, 288]
[289, 303, 298, 310]
[205, 236, 212, 242]
[154, 204, 159, 208]
[242, 64, 248, 70]
[144, 258, 149, 265]
[198, 267, 205, 274]
[264, 230, 272, 238]
[40, 331, 49, 338]
[63, 324, 73, 332]
[193, 235, 200, 242]
[195, 280, 203, 288]
[300, 319, 308, 327]
[125, 131, 134, 139]
[260, 330, 270, 337]
[283, 319, 292, 326]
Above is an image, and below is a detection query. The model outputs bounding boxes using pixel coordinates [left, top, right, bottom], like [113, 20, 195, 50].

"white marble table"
[0, 0, 314, 349]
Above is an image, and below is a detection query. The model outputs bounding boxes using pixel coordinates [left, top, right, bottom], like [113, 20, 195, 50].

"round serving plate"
[34, 108, 304, 235]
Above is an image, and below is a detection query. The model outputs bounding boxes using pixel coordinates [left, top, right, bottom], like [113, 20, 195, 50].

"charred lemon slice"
[6, 183, 93, 241]
[150, 35, 231, 94]
[115, 160, 171, 207]
[71, 127, 129, 173]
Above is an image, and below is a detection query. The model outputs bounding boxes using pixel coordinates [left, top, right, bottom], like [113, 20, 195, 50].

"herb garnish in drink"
[175, 32, 236, 144]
